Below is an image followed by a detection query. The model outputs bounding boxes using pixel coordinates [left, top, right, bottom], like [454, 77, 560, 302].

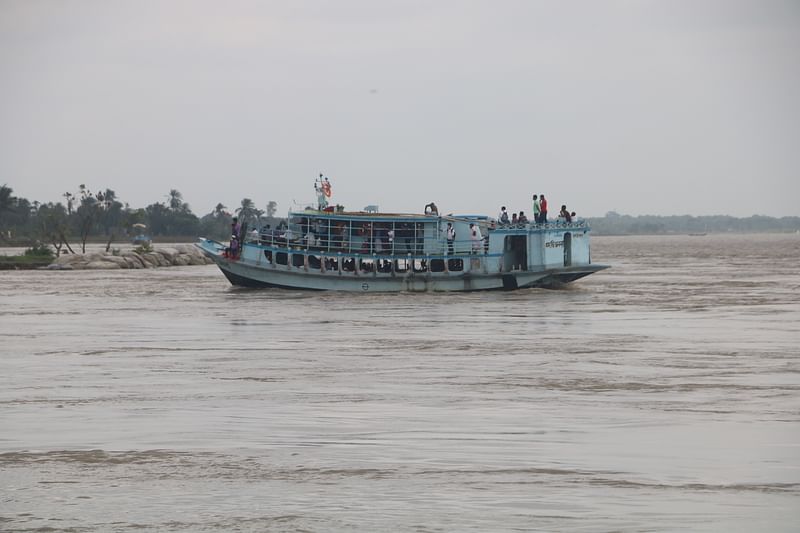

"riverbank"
[46, 244, 212, 270]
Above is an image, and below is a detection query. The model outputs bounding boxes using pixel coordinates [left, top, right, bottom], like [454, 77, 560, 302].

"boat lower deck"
[198, 239, 606, 292]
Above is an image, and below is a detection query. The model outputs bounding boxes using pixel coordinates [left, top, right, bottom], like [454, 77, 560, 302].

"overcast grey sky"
[1, 0, 798, 217]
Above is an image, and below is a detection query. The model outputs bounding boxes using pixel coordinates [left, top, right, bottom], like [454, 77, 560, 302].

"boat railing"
[251, 232, 486, 256]
[248, 221, 588, 253]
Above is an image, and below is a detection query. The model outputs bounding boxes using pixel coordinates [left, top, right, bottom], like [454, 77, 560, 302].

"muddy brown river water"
[1, 234, 799, 532]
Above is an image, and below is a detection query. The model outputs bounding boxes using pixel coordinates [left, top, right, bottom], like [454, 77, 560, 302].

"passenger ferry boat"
[197, 204, 607, 292]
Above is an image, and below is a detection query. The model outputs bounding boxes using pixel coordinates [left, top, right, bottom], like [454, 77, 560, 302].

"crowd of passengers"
[257, 219, 430, 255]
[496, 194, 578, 226]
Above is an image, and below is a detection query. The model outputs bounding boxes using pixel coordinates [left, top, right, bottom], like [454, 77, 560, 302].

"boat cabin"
[242, 209, 591, 275]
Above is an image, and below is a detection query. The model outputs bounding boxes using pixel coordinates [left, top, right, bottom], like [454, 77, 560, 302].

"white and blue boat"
[196, 203, 607, 292]
[131, 223, 152, 247]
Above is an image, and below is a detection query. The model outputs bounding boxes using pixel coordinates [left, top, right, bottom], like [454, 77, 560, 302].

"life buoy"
[322, 181, 332, 197]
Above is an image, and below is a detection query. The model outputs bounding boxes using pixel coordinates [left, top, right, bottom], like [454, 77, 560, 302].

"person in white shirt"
[498, 206, 509, 225]
[469, 223, 483, 253]
[446, 222, 456, 254]
[305, 231, 316, 248]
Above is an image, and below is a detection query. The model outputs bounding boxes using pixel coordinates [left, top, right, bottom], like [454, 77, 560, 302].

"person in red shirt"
[539, 194, 548, 224]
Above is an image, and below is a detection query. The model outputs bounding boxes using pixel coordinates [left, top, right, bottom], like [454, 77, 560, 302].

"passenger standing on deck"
[511, 213, 518, 226]
[387, 228, 395, 254]
[305, 229, 317, 248]
[315, 177, 328, 210]
[470, 223, 482, 252]
[446, 222, 456, 254]
[230, 217, 241, 257]
[532, 195, 540, 224]
[539, 194, 548, 224]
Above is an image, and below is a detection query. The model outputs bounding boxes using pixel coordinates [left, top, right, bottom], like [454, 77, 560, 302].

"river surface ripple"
[1, 234, 799, 532]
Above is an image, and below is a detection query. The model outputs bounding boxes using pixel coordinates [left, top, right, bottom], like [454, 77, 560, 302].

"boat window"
[377, 259, 392, 273]
[292, 254, 305, 267]
[447, 258, 463, 272]
[275, 252, 288, 265]
[430, 259, 445, 273]
[394, 259, 408, 273]
[308, 255, 322, 270]
[342, 257, 356, 272]
[359, 259, 374, 273]
[264, 250, 272, 263]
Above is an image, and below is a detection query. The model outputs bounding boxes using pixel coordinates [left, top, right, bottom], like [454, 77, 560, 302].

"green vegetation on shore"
[0, 244, 54, 270]
[2, 185, 798, 252]
[0, 184, 280, 254]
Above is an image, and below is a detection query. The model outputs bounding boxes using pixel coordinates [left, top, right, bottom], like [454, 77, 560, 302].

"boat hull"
[196, 239, 607, 292]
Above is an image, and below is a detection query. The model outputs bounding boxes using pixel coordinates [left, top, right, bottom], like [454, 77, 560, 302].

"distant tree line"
[0, 184, 280, 254]
[3, 184, 798, 252]
[586, 211, 800, 235]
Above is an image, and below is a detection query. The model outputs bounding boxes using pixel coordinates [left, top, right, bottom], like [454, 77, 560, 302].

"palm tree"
[168, 189, 184, 211]
[63, 192, 74, 215]
[213, 203, 227, 218]
[0, 185, 15, 240]
[101, 188, 117, 210]
[236, 198, 255, 223]
[0, 185, 14, 216]
[253, 207, 265, 228]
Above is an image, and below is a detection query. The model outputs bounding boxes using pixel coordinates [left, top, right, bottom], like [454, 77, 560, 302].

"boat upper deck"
[286, 208, 587, 229]
[289, 209, 443, 224]
[236, 208, 591, 259]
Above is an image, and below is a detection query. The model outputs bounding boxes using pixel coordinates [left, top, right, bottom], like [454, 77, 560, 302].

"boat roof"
[289, 209, 491, 224]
